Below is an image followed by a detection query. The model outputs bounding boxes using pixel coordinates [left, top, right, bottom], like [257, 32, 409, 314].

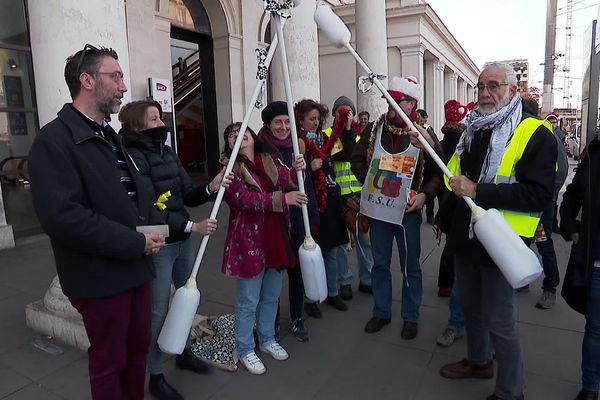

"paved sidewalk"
[0, 163, 586, 400]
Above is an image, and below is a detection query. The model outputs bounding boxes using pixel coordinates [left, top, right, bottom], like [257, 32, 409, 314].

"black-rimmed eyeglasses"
[476, 82, 509, 92]
[94, 71, 125, 83]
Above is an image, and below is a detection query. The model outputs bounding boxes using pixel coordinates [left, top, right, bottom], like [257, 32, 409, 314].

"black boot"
[148, 374, 183, 400]
[324, 295, 348, 311]
[175, 348, 213, 375]
[575, 389, 599, 400]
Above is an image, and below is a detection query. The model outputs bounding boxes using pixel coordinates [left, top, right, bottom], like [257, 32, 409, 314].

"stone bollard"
[25, 275, 90, 351]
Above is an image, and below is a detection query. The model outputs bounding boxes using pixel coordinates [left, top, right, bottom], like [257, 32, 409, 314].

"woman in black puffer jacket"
[120, 100, 231, 400]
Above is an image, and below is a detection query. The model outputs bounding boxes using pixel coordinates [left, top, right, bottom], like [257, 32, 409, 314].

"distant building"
[484, 59, 529, 93]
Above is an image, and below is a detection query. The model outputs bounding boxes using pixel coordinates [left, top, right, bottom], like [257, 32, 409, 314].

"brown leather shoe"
[401, 321, 418, 340]
[364, 317, 391, 333]
[440, 358, 494, 379]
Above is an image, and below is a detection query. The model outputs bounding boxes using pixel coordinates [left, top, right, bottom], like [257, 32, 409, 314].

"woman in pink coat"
[221, 122, 307, 375]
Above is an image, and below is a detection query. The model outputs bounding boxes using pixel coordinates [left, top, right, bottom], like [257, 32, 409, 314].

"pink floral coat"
[221, 153, 296, 278]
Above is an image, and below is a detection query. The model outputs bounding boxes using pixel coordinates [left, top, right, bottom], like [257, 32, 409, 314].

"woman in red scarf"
[221, 122, 307, 375]
[295, 99, 352, 316]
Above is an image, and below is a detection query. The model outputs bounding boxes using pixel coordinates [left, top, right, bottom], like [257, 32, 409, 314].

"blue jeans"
[235, 268, 283, 357]
[582, 267, 600, 392]
[535, 200, 561, 293]
[352, 230, 373, 286]
[323, 244, 352, 296]
[455, 255, 523, 399]
[369, 212, 423, 322]
[147, 239, 195, 375]
[448, 277, 465, 333]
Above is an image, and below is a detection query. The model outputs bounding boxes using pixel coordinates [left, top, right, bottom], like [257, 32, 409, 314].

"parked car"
[566, 125, 581, 160]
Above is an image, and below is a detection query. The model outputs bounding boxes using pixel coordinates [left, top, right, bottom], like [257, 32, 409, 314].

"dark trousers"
[455, 256, 524, 399]
[424, 196, 435, 220]
[287, 265, 304, 321]
[70, 282, 151, 400]
[535, 200, 561, 293]
[276, 234, 305, 326]
[552, 201, 560, 231]
[437, 243, 455, 289]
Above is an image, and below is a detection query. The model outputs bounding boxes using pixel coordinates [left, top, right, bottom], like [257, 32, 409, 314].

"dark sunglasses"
[75, 44, 100, 73]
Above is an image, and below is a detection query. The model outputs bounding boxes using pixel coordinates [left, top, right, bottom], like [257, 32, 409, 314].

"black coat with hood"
[121, 126, 213, 244]
[560, 138, 600, 313]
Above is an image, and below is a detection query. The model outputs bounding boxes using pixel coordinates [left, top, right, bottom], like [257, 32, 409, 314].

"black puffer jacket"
[122, 128, 213, 244]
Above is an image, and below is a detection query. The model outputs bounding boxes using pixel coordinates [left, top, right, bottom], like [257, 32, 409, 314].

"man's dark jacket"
[560, 138, 600, 313]
[29, 104, 155, 298]
[445, 108, 557, 266]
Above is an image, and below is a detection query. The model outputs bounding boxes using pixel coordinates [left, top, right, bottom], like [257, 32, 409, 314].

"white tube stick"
[273, 13, 312, 239]
[312, 6, 542, 290]
[158, 20, 287, 354]
[273, 9, 326, 302]
[313, 5, 475, 210]
[186, 21, 285, 281]
[344, 44, 478, 211]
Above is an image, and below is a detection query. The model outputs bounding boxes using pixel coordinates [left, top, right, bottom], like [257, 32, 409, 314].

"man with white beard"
[438, 63, 557, 400]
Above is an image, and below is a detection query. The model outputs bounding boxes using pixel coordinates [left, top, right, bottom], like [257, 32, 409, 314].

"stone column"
[270, 0, 320, 103]
[468, 84, 475, 103]
[125, 0, 172, 100]
[447, 72, 458, 102]
[356, 0, 388, 118]
[424, 59, 435, 113]
[27, 0, 132, 127]
[0, 184, 15, 250]
[400, 45, 425, 108]
[25, 0, 132, 347]
[458, 79, 468, 104]
[433, 60, 445, 133]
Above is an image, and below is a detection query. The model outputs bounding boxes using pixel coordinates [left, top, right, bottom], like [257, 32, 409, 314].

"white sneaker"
[240, 351, 266, 375]
[259, 341, 289, 361]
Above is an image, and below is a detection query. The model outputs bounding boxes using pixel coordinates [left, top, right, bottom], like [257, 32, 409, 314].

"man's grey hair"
[481, 62, 518, 86]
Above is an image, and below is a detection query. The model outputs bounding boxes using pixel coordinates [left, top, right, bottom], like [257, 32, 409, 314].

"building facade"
[0, 0, 478, 249]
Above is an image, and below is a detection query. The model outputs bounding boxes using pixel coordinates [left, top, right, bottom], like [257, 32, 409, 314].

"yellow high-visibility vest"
[324, 127, 362, 195]
[444, 117, 552, 238]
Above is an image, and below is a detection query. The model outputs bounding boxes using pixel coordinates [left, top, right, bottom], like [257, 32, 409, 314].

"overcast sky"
[424, 0, 600, 108]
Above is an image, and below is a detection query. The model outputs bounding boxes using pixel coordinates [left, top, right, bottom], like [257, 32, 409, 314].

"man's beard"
[96, 82, 121, 115]
[97, 98, 120, 115]
[478, 91, 511, 116]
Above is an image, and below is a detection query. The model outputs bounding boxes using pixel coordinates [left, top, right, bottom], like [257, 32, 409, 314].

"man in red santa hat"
[351, 75, 443, 340]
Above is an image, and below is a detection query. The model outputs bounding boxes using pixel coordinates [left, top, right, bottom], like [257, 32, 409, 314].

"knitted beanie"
[332, 96, 356, 116]
[261, 101, 288, 125]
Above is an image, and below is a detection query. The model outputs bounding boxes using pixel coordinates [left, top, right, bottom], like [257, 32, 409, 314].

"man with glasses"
[439, 62, 557, 400]
[29, 45, 165, 399]
[351, 76, 443, 341]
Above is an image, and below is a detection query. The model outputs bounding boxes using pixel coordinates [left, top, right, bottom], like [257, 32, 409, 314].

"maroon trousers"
[70, 282, 151, 400]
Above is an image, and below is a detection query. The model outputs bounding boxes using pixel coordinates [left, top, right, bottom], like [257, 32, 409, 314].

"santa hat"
[386, 76, 421, 102]
[445, 100, 470, 123]
[545, 112, 560, 122]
